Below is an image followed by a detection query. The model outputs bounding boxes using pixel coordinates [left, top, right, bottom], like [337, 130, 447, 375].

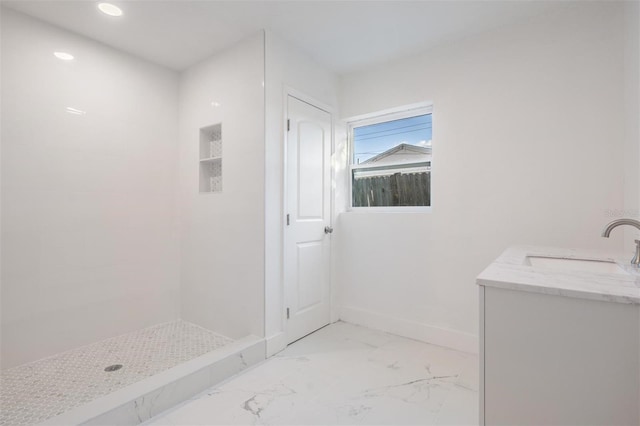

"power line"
[354, 126, 432, 142]
[355, 121, 432, 137]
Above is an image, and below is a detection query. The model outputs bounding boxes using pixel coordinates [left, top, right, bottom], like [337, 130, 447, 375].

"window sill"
[346, 206, 432, 214]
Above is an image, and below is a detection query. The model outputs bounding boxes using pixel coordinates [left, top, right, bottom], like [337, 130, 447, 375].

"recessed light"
[66, 107, 87, 115]
[54, 51, 74, 61]
[98, 3, 123, 17]
[211, 101, 221, 107]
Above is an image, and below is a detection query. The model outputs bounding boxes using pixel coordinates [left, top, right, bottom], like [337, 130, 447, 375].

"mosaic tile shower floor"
[0, 320, 233, 426]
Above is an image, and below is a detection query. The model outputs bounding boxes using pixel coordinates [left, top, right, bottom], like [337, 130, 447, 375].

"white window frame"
[347, 103, 433, 212]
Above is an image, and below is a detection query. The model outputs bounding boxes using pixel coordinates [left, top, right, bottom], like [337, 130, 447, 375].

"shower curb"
[38, 336, 265, 426]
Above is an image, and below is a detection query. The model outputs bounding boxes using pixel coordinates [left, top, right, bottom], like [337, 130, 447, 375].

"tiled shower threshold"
[0, 320, 265, 426]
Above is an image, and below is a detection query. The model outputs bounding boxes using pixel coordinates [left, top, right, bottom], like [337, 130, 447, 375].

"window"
[349, 106, 432, 209]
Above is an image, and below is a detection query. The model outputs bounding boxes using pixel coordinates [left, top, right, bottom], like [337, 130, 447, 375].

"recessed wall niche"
[199, 123, 222, 193]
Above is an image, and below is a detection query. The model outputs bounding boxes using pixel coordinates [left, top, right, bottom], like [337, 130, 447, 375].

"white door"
[284, 95, 332, 344]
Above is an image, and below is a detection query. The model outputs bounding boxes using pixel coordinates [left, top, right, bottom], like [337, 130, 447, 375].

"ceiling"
[2, 0, 568, 74]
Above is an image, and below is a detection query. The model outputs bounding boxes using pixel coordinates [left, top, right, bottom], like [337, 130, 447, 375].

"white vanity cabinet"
[477, 246, 640, 426]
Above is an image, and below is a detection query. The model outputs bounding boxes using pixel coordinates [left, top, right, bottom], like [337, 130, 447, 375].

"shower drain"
[104, 364, 123, 372]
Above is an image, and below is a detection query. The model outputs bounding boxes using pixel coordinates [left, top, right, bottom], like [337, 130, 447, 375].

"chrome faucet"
[601, 218, 640, 266]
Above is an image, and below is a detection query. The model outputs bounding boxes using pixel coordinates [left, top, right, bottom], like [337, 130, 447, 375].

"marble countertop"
[476, 246, 640, 304]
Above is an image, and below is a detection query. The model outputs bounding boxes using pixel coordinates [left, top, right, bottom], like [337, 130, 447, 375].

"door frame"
[282, 87, 335, 343]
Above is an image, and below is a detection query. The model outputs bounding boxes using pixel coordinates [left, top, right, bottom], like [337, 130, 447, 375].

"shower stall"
[1, 7, 266, 425]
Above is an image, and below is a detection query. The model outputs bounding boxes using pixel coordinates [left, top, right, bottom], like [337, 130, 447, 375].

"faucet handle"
[632, 240, 640, 266]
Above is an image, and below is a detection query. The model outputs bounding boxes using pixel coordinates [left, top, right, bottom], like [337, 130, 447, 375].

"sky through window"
[353, 114, 432, 164]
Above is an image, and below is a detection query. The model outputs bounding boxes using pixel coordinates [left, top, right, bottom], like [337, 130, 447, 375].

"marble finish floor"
[0, 320, 233, 426]
[146, 321, 478, 425]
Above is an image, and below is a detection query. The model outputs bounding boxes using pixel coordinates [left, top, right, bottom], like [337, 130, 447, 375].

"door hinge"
[286, 214, 290, 226]
[286, 308, 290, 319]
[287, 119, 290, 132]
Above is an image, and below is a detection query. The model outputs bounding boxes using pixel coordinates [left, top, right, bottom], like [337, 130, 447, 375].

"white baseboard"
[265, 331, 287, 358]
[339, 306, 479, 355]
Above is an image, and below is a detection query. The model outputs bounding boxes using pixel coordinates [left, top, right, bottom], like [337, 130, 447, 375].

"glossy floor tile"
[146, 321, 479, 425]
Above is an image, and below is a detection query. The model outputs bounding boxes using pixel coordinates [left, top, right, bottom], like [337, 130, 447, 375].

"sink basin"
[525, 256, 627, 275]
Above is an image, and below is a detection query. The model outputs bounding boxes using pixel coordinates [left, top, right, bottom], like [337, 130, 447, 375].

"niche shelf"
[199, 123, 222, 193]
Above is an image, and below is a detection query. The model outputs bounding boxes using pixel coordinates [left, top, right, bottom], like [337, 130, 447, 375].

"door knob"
[324, 226, 333, 234]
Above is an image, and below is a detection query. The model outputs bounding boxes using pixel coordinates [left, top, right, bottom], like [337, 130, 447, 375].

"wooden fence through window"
[352, 172, 430, 207]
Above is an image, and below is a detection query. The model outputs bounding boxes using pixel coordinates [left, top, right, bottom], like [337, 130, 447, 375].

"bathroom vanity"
[477, 246, 640, 426]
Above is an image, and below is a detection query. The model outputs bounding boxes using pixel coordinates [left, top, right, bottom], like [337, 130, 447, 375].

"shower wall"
[1, 9, 181, 368]
[178, 33, 265, 339]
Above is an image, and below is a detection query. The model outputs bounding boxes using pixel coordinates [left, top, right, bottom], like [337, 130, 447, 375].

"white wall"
[1, 9, 180, 368]
[623, 1, 640, 421]
[336, 3, 628, 353]
[264, 31, 339, 354]
[178, 33, 265, 339]
[623, 0, 640, 254]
